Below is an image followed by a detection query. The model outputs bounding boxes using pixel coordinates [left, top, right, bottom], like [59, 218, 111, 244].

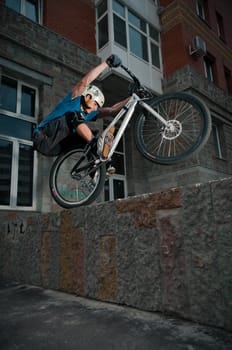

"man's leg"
[76, 122, 116, 178]
[76, 123, 94, 142]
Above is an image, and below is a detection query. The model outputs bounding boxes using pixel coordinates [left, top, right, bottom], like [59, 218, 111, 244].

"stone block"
[0, 178, 231, 331]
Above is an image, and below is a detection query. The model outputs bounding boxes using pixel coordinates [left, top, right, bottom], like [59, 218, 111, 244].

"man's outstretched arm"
[98, 97, 130, 118]
[72, 54, 122, 99]
[72, 61, 108, 99]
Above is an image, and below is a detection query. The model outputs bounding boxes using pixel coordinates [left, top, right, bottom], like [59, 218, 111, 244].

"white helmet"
[83, 84, 105, 108]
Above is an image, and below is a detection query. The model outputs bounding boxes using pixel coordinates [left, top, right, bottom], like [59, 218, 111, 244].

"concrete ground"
[0, 282, 231, 350]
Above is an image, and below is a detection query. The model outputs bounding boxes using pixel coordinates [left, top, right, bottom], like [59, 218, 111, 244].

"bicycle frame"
[98, 93, 168, 162]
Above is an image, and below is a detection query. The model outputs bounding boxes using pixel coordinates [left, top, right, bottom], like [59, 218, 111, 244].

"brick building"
[0, 0, 231, 212]
[159, 0, 232, 185]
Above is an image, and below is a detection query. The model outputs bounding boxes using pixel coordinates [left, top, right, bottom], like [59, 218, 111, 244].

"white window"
[128, 10, 148, 62]
[103, 122, 127, 201]
[149, 24, 161, 69]
[96, 0, 109, 49]
[0, 75, 38, 209]
[212, 122, 224, 159]
[112, 0, 127, 49]
[105, 176, 127, 201]
[96, 0, 161, 69]
[5, 0, 42, 23]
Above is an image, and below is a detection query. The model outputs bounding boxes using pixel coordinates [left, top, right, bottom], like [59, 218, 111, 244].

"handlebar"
[120, 64, 141, 87]
[120, 64, 153, 99]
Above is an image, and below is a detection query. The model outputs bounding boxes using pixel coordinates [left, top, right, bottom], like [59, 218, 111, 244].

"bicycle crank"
[71, 171, 82, 180]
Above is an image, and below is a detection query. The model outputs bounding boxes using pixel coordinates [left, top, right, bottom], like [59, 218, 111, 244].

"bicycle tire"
[134, 92, 212, 165]
[49, 148, 106, 208]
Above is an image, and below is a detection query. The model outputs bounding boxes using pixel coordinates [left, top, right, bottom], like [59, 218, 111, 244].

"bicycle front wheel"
[135, 92, 212, 164]
[49, 148, 106, 208]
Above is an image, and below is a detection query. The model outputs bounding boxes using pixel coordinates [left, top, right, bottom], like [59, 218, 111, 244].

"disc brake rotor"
[163, 120, 182, 140]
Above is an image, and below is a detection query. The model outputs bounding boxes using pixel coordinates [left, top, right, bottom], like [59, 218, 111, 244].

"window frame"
[203, 55, 215, 83]
[149, 24, 161, 69]
[105, 174, 127, 202]
[96, 0, 109, 50]
[0, 135, 37, 209]
[216, 11, 225, 42]
[224, 67, 232, 95]
[96, 0, 161, 70]
[211, 121, 226, 160]
[212, 123, 222, 159]
[113, 12, 127, 49]
[103, 119, 127, 201]
[196, 0, 206, 20]
[5, 0, 43, 24]
[0, 74, 38, 210]
[1, 75, 38, 123]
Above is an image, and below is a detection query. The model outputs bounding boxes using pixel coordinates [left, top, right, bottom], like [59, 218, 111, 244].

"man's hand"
[106, 54, 121, 68]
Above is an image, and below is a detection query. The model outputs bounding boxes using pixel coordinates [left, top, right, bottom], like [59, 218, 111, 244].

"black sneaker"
[89, 137, 99, 158]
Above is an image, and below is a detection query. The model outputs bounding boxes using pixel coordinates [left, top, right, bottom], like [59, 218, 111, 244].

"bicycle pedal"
[106, 166, 116, 176]
[105, 166, 116, 181]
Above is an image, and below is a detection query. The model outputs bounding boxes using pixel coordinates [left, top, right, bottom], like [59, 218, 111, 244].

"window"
[0, 140, 12, 206]
[113, 2, 127, 49]
[196, 0, 206, 20]
[103, 121, 127, 201]
[1, 76, 17, 112]
[224, 67, 232, 95]
[128, 10, 148, 61]
[204, 55, 215, 83]
[5, 0, 41, 23]
[105, 176, 127, 201]
[96, 0, 161, 69]
[212, 122, 225, 159]
[216, 12, 225, 41]
[17, 144, 34, 206]
[112, 0, 127, 49]
[97, 0, 109, 49]
[0, 75, 38, 209]
[150, 24, 161, 69]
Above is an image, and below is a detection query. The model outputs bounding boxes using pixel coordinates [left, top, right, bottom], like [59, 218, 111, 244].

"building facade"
[158, 0, 232, 185]
[0, 0, 101, 211]
[0, 0, 231, 212]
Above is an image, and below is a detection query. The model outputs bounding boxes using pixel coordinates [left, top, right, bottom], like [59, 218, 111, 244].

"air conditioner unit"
[189, 36, 207, 57]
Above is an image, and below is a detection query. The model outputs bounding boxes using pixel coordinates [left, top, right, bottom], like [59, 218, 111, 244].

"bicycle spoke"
[135, 92, 211, 164]
[50, 149, 106, 208]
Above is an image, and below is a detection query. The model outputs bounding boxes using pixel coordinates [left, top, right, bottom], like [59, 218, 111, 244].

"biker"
[33, 54, 129, 174]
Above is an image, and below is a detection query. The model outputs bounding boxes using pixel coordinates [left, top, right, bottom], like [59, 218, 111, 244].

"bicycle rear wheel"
[49, 148, 106, 208]
[135, 92, 212, 164]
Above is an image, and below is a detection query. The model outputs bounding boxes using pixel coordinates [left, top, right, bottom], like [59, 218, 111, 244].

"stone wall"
[0, 177, 231, 331]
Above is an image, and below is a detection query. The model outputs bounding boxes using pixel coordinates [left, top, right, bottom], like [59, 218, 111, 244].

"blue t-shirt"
[34, 92, 99, 133]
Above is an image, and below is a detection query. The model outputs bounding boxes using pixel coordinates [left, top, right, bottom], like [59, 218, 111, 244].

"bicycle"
[49, 64, 212, 209]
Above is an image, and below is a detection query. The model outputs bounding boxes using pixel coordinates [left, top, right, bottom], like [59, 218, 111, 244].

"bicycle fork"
[139, 101, 168, 126]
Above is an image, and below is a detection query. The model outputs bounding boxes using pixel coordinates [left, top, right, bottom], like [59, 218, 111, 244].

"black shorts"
[33, 112, 85, 157]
